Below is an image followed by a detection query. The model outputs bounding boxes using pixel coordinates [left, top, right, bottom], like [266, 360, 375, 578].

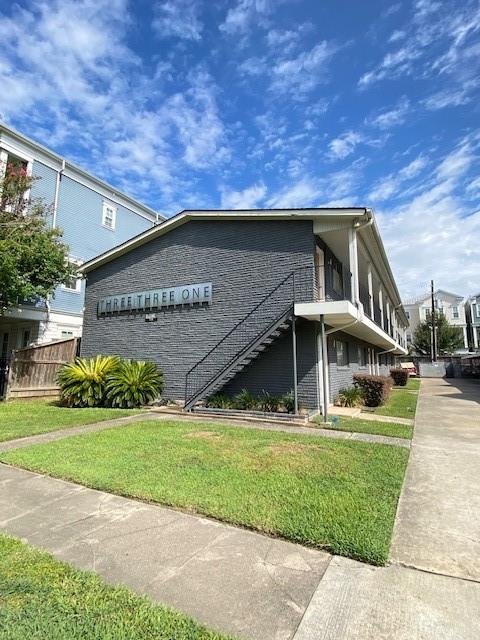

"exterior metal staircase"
[184, 267, 316, 411]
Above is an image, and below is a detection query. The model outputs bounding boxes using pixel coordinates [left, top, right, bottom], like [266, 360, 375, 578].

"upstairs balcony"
[294, 245, 407, 356]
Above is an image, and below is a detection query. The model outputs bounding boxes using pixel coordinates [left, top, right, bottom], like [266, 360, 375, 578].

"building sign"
[98, 282, 212, 315]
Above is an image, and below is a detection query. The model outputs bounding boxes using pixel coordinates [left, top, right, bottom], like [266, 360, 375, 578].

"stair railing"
[184, 266, 318, 408]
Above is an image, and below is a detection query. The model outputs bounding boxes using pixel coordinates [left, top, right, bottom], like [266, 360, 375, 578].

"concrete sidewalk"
[0, 463, 330, 640]
[390, 377, 480, 581]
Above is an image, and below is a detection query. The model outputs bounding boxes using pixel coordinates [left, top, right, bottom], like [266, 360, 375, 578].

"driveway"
[294, 377, 480, 639]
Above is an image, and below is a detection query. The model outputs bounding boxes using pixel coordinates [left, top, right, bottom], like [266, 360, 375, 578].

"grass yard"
[374, 385, 419, 420]
[1, 420, 409, 565]
[0, 534, 230, 640]
[400, 378, 421, 391]
[0, 400, 142, 442]
[313, 415, 413, 439]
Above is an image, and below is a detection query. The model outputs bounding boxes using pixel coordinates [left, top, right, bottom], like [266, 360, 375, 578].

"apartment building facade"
[0, 124, 161, 371]
[466, 293, 480, 351]
[404, 289, 468, 353]
[79, 208, 408, 415]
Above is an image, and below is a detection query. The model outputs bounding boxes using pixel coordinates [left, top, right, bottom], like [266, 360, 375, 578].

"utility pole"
[431, 280, 437, 362]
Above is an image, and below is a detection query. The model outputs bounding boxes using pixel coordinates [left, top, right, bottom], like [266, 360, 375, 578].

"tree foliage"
[412, 311, 464, 356]
[0, 161, 75, 314]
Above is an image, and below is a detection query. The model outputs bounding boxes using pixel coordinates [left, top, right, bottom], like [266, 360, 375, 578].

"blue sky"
[0, 0, 479, 298]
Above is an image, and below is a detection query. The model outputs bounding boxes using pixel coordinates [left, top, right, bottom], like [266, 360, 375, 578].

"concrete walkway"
[294, 378, 480, 639]
[0, 408, 410, 453]
[0, 463, 330, 640]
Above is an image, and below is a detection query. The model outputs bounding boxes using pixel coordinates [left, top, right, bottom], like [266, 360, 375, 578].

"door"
[315, 246, 325, 301]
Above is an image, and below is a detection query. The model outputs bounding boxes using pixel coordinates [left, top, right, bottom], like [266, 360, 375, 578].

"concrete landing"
[0, 464, 330, 640]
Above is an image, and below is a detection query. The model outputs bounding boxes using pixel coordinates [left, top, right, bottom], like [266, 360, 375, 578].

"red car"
[400, 362, 417, 377]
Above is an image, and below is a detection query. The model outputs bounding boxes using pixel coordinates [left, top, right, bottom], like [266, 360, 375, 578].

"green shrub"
[281, 390, 296, 414]
[105, 360, 163, 408]
[257, 390, 280, 413]
[390, 368, 409, 386]
[233, 389, 258, 410]
[353, 374, 392, 407]
[204, 393, 232, 409]
[337, 386, 364, 407]
[57, 355, 119, 407]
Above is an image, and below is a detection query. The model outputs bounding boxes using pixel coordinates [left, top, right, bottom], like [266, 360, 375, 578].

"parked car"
[400, 361, 417, 377]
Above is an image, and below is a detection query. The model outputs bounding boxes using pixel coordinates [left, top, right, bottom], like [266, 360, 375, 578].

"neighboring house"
[79, 208, 409, 414]
[404, 289, 468, 353]
[466, 293, 480, 351]
[0, 123, 162, 364]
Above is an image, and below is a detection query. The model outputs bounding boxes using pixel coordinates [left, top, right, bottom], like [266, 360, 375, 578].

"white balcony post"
[379, 288, 384, 328]
[386, 300, 390, 334]
[348, 226, 359, 304]
[367, 263, 374, 318]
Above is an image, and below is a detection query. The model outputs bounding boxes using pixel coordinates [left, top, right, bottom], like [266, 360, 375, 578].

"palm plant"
[233, 389, 258, 410]
[105, 360, 163, 408]
[205, 393, 232, 409]
[337, 386, 364, 408]
[257, 390, 280, 412]
[57, 355, 119, 407]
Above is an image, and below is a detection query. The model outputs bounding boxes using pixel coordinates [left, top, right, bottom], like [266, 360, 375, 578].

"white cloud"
[220, 182, 266, 208]
[220, 0, 273, 35]
[328, 131, 363, 159]
[369, 97, 410, 130]
[267, 179, 321, 208]
[270, 41, 336, 95]
[369, 155, 429, 201]
[389, 29, 406, 43]
[0, 0, 230, 211]
[377, 141, 480, 297]
[153, 0, 203, 41]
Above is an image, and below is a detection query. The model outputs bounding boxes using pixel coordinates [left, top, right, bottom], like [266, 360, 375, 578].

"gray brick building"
[79, 209, 408, 415]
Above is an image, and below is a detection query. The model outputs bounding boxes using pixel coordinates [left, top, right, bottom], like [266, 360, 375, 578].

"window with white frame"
[102, 201, 117, 230]
[452, 305, 459, 319]
[357, 345, 367, 367]
[62, 257, 82, 293]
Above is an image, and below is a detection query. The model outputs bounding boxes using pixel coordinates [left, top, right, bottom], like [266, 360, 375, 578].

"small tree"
[0, 162, 75, 314]
[412, 311, 464, 356]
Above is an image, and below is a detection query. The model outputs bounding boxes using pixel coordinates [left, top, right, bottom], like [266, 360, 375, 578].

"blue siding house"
[0, 123, 162, 361]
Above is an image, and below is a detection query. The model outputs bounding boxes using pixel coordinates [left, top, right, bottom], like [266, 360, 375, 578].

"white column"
[378, 288, 384, 328]
[463, 326, 468, 349]
[474, 327, 479, 349]
[348, 227, 359, 304]
[367, 264, 374, 318]
[386, 300, 390, 334]
[0, 149, 8, 179]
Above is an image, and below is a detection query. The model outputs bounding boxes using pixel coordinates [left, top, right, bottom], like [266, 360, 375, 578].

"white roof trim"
[79, 208, 369, 274]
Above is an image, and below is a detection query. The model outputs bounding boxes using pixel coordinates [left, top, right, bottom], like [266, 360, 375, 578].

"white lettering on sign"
[98, 283, 212, 315]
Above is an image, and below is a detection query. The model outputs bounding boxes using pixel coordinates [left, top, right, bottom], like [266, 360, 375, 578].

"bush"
[57, 356, 163, 408]
[353, 374, 392, 407]
[390, 368, 409, 386]
[105, 360, 164, 408]
[257, 390, 281, 413]
[281, 390, 296, 414]
[204, 393, 232, 409]
[337, 386, 364, 407]
[57, 355, 119, 407]
[233, 389, 258, 410]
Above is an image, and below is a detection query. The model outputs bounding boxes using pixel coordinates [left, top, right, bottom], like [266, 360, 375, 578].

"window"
[405, 311, 410, 319]
[22, 329, 30, 348]
[406, 333, 412, 343]
[452, 306, 459, 319]
[62, 257, 82, 293]
[61, 330, 74, 338]
[102, 201, 117, 230]
[335, 339, 349, 367]
[357, 345, 367, 367]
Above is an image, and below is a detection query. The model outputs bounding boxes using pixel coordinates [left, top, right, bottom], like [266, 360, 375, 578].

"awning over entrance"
[294, 300, 408, 355]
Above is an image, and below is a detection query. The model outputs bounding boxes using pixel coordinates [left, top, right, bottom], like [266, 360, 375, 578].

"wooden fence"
[5, 338, 79, 400]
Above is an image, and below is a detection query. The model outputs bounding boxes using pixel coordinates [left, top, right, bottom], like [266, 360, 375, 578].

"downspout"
[52, 159, 65, 229]
[319, 315, 329, 423]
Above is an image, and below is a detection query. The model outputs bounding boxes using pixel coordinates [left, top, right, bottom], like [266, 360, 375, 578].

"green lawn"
[1, 420, 409, 565]
[313, 415, 413, 439]
[0, 534, 230, 640]
[0, 400, 142, 442]
[374, 385, 419, 420]
[401, 378, 421, 391]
